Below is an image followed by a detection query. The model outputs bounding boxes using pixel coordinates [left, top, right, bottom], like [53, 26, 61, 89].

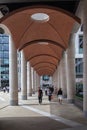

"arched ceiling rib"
[29, 55, 58, 72]
[32, 62, 57, 68]
[37, 69, 54, 76]
[34, 63, 56, 70]
[19, 39, 66, 51]
[36, 67, 54, 72]
[35, 66, 55, 71]
[30, 58, 58, 67]
[28, 54, 59, 61]
[23, 43, 62, 61]
[0, 5, 81, 76]
[34, 58, 56, 74]
[28, 54, 59, 73]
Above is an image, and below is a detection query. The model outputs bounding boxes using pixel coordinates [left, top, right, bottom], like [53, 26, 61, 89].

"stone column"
[66, 34, 76, 103]
[61, 53, 67, 98]
[27, 62, 32, 96]
[31, 67, 33, 93]
[52, 73, 54, 85]
[21, 50, 27, 100]
[55, 67, 58, 90]
[52, 72, 55, 88]
[59, 60, 63, 90]
[52, 68, 58, 95]
[83, 0, 87, 117]
[54, 70, 58, 89]
[33, 70, 36, 93]
[31, 67, 35, 94]
[57, 66, 60, 90]
[36, 73, 40, 90]
[58, 63, 62, 89]
[35, 73, 38, 91]
[9, 36, 18, 105]
[38, 75, 41, 87]
[34, 71, 37, 92]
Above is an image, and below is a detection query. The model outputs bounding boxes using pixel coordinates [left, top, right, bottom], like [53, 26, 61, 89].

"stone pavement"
[0, 91, 87, 130]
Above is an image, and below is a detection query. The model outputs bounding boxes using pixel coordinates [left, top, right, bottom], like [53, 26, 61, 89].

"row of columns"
[52, 14, 87, 118]
[53, 33, 75, 103]
[9, 36, 18, 105]
[9, 32, 76, 107]
[1, 0, 87, 118]
[9, 37, 40, 105]
[66, 34, 76, 103]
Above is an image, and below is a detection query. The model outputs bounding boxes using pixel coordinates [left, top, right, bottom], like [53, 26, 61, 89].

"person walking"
[57, 88, 63, 104]
[48, 88, 52, 101]
[38, 87, 43, 104]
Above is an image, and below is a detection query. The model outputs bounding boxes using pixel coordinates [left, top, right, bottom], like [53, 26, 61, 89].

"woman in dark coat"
[38, 87, 43, 104]
[57, 88, 63, 104]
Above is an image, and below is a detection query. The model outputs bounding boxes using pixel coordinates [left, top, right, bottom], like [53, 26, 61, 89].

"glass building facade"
[75, 58, 83, 78]
[75, 25, 83, 96]
[0, 34, 9, 88]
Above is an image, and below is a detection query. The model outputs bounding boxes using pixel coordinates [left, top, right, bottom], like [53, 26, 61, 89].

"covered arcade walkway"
[0, 0, 87, 127]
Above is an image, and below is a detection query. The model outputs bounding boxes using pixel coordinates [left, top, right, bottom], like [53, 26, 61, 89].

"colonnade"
[9, 32, 77, 108]
[9, 37, 40, 105]
[52, 33, 76, 104]
[1, 0, 87, 118]
[52, 0, 87, 118]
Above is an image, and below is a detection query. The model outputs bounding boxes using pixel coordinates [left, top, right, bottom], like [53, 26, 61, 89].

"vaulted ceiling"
[0, 0, 81, 76]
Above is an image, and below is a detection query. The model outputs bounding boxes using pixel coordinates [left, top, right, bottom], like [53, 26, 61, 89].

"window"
[81, 25, 83, 32]
[3, 59, 9, 64]
[3, 51, 9, 58]
[0, 34, 9, 44]
[79, 35, 83, 54]
[0, 34, 9, 87]
[0, 44, 8, 51]
[0, 51, 4, 58]
[43, 75, 49, 81]
[75, 58, 83, 78]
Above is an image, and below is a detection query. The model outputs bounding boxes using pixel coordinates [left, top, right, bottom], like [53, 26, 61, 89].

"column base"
[21, 95, 27, 100]
[33, 91, 35, 94]
[63, 94, 67, 98]
[28, 93, 32, 96]
[67, 99, 74, 103]
[84, 111, 87, 118]
[10, 100, 18, 106]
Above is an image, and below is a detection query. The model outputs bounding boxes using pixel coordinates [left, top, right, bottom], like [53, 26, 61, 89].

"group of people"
[38, 87, 53, 104]
[38, 86, 63, 104]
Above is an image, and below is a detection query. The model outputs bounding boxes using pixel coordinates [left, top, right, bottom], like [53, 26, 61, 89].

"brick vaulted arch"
[0, 5, 81, 75]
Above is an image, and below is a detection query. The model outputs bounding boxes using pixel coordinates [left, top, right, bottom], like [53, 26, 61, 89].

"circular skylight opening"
[31, 13, 49, 22]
